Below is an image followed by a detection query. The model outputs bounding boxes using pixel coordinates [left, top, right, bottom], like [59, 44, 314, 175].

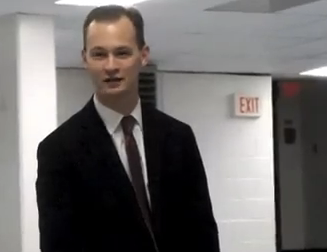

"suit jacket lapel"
[78, 97, 139, 209]
[141, 103, 166, 221]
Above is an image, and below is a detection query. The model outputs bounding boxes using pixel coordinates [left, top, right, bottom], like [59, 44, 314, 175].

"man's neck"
[96, 92, 139, 116]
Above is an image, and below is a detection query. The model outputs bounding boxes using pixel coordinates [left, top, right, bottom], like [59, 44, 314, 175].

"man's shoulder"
[151, 108, 192, 132]
[38, 109, 84, 150]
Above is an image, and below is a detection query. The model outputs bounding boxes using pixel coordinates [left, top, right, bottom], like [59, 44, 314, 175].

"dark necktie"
[121, 116, 152, 230]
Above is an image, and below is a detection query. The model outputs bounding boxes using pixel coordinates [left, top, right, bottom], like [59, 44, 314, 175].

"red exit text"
[239, 97, 260, 114]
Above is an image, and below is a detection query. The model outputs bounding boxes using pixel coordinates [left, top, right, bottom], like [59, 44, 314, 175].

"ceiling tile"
[271, 38, 327, 61]
[279, 0, 327, 15]
[206, 0, 321, 13]
[273, 57, 327, 74]
[274, 18, 327, 38]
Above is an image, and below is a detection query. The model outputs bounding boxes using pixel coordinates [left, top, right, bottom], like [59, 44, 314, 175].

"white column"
[0, 14, 57, 252]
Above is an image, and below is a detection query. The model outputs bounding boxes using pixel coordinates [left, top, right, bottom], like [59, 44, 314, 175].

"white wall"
[56, 68, 94, 125]
[276, 82, 305, 250]
[157, 73, 275, 252]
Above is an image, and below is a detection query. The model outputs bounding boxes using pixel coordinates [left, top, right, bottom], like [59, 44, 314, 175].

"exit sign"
[234, 94, 261, 118]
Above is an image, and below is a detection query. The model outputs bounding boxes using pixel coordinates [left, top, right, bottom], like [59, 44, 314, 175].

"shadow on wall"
[276, 78, 327, 252]
[283, 250, 327, 252]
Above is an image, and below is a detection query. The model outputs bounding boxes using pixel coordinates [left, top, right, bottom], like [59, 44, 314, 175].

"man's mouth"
[103, 77, 124, 83]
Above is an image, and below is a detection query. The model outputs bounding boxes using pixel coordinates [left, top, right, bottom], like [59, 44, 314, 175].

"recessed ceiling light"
[300, 66, 327, 77]
[55, 0, 148, 7]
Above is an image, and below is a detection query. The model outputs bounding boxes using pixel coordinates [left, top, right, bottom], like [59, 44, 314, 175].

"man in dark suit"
[36, 5, 219, 252]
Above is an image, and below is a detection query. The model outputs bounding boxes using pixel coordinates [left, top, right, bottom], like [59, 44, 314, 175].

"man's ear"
[141, 45, 150, 67]
[81, 49, 87, 67]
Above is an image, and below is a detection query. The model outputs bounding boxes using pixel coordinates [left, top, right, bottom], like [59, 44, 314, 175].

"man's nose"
[103, 55, 119, 74]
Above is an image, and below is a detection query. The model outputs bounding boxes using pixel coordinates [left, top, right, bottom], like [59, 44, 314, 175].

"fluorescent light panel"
[55, 0, 148, 7]
[300, 66, 327, 77]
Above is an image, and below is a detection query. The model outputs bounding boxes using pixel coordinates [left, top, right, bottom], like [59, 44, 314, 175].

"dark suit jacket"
[36, 97, 220, 252]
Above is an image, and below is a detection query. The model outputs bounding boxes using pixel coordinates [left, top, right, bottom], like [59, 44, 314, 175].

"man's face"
[82, 16, 149, 98]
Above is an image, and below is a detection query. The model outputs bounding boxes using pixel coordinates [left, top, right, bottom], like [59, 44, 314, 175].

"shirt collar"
[93, 94, 143, 135]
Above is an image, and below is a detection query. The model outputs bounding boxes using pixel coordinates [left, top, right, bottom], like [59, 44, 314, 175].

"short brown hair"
[83, 5, 146, 50]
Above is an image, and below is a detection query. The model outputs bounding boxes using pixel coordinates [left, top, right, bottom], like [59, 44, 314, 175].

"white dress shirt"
[93, 94, 151, 204]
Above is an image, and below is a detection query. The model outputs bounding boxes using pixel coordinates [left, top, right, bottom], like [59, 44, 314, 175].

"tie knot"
[121, 115, 136, 136]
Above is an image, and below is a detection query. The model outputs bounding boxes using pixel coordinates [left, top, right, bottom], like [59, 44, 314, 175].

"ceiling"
[2, 0, 327, 76]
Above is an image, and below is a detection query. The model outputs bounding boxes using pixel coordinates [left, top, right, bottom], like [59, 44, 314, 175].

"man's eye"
[116, 51, 131, 57]
[92, 52, 106, 58]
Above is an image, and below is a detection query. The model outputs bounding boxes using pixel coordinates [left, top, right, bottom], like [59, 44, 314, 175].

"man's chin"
[98, 87, 127, 97]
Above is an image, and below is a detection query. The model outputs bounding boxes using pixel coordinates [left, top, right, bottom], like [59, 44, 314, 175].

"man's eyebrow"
[90, 46, 107, 51]
[115, 46, 132, 51]
[90, 46, 132, 51]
